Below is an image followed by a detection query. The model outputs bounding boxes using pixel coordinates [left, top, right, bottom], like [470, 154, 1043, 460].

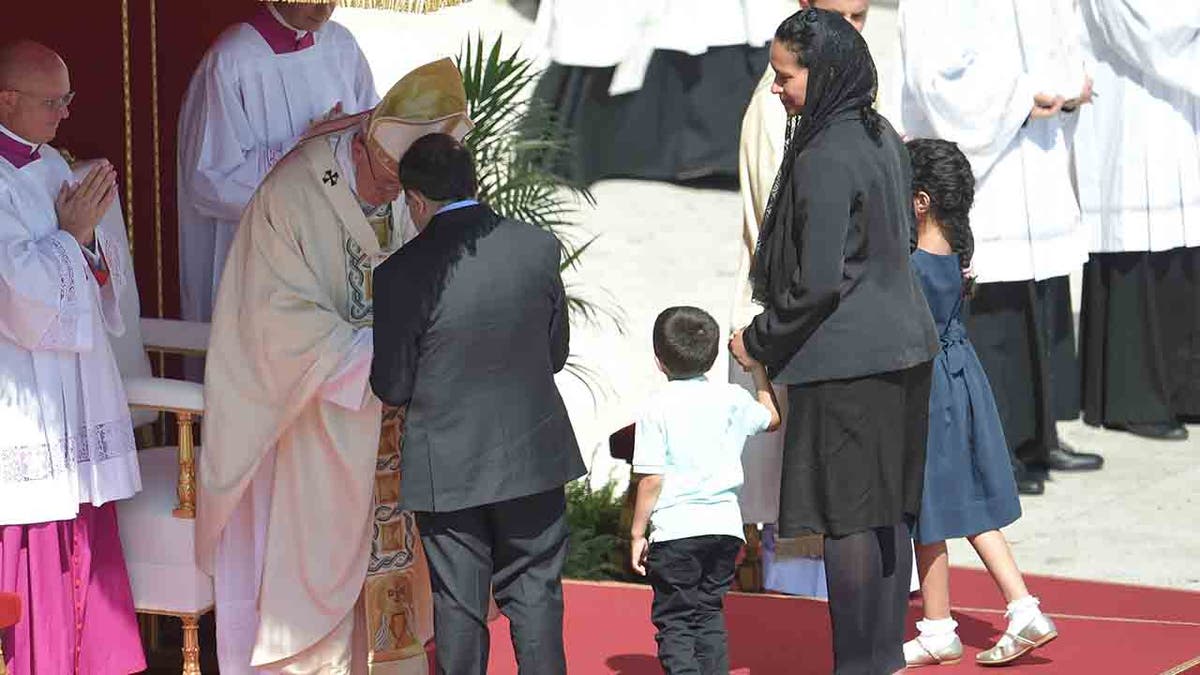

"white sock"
[915, 616, 959, 650]
[1005, 595, 1042, 633]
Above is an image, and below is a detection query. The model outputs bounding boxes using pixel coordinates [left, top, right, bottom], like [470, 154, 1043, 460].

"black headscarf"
[750, 8, 881, 305]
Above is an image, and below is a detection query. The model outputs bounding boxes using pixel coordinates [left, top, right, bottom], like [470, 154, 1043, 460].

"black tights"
[822, 523, 913, 675]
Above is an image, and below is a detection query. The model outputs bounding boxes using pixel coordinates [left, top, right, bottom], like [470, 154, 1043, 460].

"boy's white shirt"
[632, 376, 773, 543]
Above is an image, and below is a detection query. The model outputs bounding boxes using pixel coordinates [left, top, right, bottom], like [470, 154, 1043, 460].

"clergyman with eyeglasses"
[0, 39, 147, 673]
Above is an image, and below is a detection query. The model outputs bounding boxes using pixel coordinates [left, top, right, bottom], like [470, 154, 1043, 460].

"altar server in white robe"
[0, 39, 144, 674]
[732, 0, 868, 598]
[1074, 0, 1200, 441]
[177, 0, 377, 328]
[897, 0, 1103, 495]
[529, 0, 787, 184]
[197, 59, 471, 674]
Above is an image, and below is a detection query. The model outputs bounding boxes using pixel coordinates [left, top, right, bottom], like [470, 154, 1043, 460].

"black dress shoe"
[1114, 422, 1189, 441]
[1013, 463, 1045, 495]
[1023, 461, 1050, 481]
[1045, 444, 1104, 471]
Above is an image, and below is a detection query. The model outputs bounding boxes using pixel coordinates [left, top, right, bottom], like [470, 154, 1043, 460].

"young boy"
[630, 306, 781, 674]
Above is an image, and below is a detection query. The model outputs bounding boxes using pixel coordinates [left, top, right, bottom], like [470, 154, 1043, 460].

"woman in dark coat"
[729, 8, 939, 674]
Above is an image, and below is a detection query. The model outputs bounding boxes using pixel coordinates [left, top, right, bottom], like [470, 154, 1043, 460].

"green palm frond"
[456, 34, 601, 292]
[560, 357, 610, 407]
[563, 479, 635, 581]
[457, 33, 624, 396]
[560, 235, 596, 271]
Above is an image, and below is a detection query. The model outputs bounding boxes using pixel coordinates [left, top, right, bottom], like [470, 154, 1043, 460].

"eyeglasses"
[6, 90, 75, 111]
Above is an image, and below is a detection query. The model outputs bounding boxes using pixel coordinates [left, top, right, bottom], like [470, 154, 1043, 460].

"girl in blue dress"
[903, 139, 1060, 668]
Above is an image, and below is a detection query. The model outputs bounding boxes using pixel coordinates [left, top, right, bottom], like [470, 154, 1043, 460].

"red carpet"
[470, 569, 1200, 674]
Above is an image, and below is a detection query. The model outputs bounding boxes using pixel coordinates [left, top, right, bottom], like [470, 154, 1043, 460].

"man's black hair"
[398, 132, 478, 202]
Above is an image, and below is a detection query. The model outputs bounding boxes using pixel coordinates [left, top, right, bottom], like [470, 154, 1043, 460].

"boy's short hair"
[653, 306, 720, 379]
[398, 132, 478, 202]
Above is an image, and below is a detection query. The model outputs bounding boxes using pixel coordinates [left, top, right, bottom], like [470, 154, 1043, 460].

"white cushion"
[140, 318, 210, 355]
[117, 447, 213, 615]
[124, 376, 204, 414]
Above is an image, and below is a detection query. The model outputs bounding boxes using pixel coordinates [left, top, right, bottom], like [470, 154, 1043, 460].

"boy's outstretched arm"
[630, 474, 663, 575]
[752, 363, 782, 432]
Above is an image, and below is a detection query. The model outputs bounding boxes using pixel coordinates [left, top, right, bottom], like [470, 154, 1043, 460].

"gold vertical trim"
[151, 0, 163, 321]
[180, 614, 201, 674]
[121, 0, 133, 250]
[173, 412, 196, 518]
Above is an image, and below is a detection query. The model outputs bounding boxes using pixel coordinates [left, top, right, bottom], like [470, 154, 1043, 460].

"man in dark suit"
[370, 133, 586, 674]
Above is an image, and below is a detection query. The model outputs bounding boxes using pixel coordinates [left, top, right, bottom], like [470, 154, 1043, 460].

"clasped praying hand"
[55, 160, 116, 248]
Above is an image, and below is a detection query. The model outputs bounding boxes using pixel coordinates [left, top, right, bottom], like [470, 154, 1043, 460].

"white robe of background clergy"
[730, 67, 788, 528]
[197, 117, 428, 673]
[177, 6, 378, 325]
[895, 0, 1089, 284]
[0, 141, 139, 525]
[529, 0, 785, 95]
[1074, 0, 1200, 252]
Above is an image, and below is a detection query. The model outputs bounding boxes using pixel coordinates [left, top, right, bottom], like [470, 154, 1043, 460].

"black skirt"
[778, 361, 933, 539]
[964, 276, 1079, 464]
[532, 44, 769, 185]
[1080, 249, 1200, 425]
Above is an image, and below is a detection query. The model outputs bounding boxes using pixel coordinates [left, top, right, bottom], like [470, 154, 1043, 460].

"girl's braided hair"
[907, 138, 976, 296]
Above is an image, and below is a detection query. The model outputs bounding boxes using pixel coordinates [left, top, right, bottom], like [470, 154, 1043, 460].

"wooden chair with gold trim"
[120, 376, 208, 675]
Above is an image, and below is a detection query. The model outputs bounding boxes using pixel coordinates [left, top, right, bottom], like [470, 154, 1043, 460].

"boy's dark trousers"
[647, 534, 743, 674]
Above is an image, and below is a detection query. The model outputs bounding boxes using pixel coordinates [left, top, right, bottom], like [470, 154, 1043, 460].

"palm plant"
[456, 35, 621, 395]
[562, 478, 640, 582]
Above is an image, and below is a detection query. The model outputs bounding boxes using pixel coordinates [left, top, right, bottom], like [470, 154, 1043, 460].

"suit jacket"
[371, 204, 585, 513]
[744, 113, 939, 384]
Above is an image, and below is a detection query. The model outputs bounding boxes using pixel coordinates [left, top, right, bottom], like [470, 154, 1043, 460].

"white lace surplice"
[0, 147, 139, 526]
[530, 0, 789, 95]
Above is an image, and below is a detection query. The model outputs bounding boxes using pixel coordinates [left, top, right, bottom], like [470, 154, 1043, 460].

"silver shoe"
[976, 613, 1058, 666]
[904, 635, 963, 667]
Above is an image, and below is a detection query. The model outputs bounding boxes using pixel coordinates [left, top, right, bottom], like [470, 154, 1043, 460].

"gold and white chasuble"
[198, 124, 432, 672]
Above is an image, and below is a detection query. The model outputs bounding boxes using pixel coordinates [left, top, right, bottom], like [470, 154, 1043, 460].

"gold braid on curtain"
[264, 0, 471, 10]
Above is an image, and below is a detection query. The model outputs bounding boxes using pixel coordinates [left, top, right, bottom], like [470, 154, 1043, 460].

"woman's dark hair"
[751, 8, 882, 305]
[774, 8, 882, 151]
[906, 138, 976, 296]
[398, 132, 478, 202]
[653, 306, 720, 379]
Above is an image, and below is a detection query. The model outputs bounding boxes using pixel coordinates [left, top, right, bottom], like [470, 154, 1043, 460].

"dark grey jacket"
[370, 204, 585, 513]
[744, 114, 939, 384]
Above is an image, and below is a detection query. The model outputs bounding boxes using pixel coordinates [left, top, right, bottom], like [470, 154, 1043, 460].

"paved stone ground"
[336, 0, 1200, 593]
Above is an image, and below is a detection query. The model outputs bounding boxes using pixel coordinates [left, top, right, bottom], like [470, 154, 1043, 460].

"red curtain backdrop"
[4, 1, 258, 321]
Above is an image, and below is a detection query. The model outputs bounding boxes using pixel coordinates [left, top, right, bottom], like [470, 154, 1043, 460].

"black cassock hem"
[964, 276, 1079, 462]
[533, 44, 769, 186]
[1080, 249, 1200, 425]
